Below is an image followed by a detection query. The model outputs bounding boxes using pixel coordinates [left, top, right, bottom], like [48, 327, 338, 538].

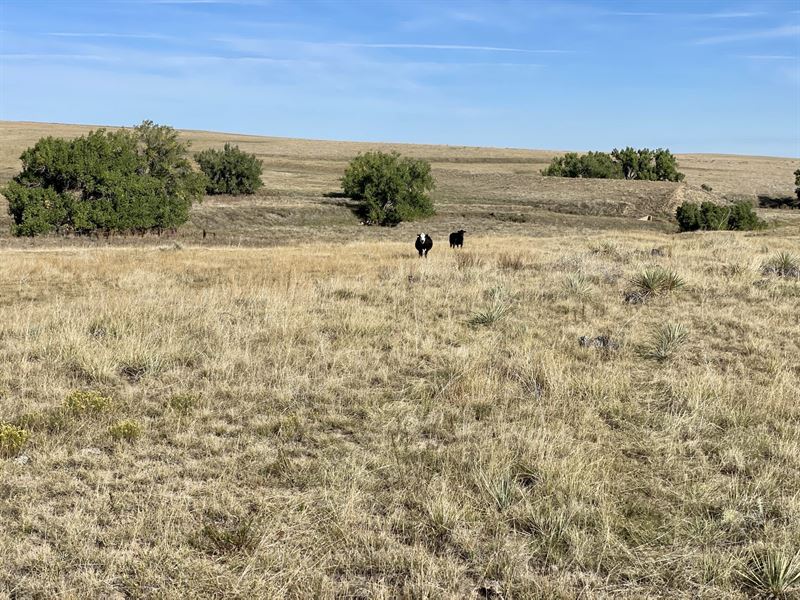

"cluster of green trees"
[675, 201, 765, 232]
[341, 151, 435, 225]
[543, 147, 684, 182]
[196, 143, 263, 195]
[4, 122, 264, 236]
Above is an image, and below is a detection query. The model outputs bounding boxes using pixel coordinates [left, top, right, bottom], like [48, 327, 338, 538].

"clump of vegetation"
[676, 201, 765, 232]
[795, 169, 800, 201]
[643, 322, 689, 361]
[195, 143, 263, 195]
[109, 419, 142, 442]
[168, 393, 200, 414]
[468, 301, 512, 328]
[64, 390, 113, 415]
[562, 273, 592, 301]
[739, 548, 800, 598]
[761, 252, 800, 278]
[3, 121, 206, 236]
[341, 151, 435, 225]
[454, 252, 484, 270]
[630, 267, 685, 298]
[0, 423, 29, 458]
[497, 252, 527, 271]
[542, 147, 684, 181]
[196, 514, 258, 556]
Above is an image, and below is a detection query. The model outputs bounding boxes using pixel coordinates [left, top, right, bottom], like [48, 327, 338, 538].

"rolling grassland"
[1, 121, 799, 598]
[1, 233, 799, 598]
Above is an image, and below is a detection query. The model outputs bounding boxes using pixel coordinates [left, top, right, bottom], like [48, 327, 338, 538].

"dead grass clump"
[195, 514, 258, 556]
[454, 252, 484, 270]
[0, 423, 29, 458]
[497, 252, 527, 271]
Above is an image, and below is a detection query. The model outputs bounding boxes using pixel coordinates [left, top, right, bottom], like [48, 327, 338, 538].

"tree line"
[542, 147, 685, 182]
[4, 121, 263, 236]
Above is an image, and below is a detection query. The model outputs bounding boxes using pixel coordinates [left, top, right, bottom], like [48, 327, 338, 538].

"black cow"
[449, 230, 466, 248]
[415, 233, 433, 258]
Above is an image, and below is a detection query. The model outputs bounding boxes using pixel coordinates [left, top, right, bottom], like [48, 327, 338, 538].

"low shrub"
[64, 390, 113, 414]
[0, 423, 29, 458]
[676, 201, 765, 232]
[168, 393, 200, 414]
[109, 419, 142, 442]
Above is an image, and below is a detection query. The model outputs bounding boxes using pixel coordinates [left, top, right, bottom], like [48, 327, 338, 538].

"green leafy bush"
[676, 201, 765, 232]
[3, 121, 205, 236]
[195, 143, 263, 195]
[0, 423, 29, 458]
[542, 147, 683, 181]
[341, 151, 435, 225]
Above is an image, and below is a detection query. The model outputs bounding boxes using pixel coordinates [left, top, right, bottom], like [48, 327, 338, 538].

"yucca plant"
[739, 548, 800, 598]
[644, 322, 689, 361]
[468, 301, 512, 328]
[631, 267, 685, 297]
[563, 273, 592, 301]
[761, 252, 800, 278]
[478, 470, 519, 512]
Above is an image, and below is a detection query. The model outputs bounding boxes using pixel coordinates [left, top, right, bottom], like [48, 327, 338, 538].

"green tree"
[676, 201, 764, 232]
[195, 143, 264, 195]
[341, 151, 435, 225]
[654, 149, 685, 182]
[795, 168, 800, 201]
[4, 121, 205, 236]
[543, 147, 682, 181]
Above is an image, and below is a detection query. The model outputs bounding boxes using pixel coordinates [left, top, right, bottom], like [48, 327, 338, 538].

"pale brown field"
[1, 122, 799, 598]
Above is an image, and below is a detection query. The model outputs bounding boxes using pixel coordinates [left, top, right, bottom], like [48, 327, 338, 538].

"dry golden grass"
[1, 231, 799, 598]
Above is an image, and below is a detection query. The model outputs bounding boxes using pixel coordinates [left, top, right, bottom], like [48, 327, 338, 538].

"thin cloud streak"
[694, 24, 800, 45]
[330, 42, 570, 53]
[610, 11, 764, 18]
[45, 32, 172, 39]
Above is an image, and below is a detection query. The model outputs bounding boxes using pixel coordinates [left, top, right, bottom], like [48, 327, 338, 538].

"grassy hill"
[1, 121, 798, 247]
[1, 121, 799, 598]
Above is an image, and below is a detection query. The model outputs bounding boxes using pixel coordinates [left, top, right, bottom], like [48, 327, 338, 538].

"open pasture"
[1, 230, 799, 598]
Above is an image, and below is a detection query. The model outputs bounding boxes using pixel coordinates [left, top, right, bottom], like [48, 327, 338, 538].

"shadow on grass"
[759, 195, 799, 209]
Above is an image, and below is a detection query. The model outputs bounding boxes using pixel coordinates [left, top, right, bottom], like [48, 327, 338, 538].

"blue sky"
[1, 0, 798, 156]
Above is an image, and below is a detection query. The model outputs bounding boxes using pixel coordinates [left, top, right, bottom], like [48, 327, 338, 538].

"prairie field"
[1, 121, 800, 598]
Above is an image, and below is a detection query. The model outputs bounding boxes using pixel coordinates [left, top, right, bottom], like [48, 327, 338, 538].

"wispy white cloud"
[694, 24, 800, 44]
[611, 11, 765, 18]
[328, 42, 570, 54]
[740, 54, 798, 60]
[1, 53, 112, 61]
[45, 32, 171, 39]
